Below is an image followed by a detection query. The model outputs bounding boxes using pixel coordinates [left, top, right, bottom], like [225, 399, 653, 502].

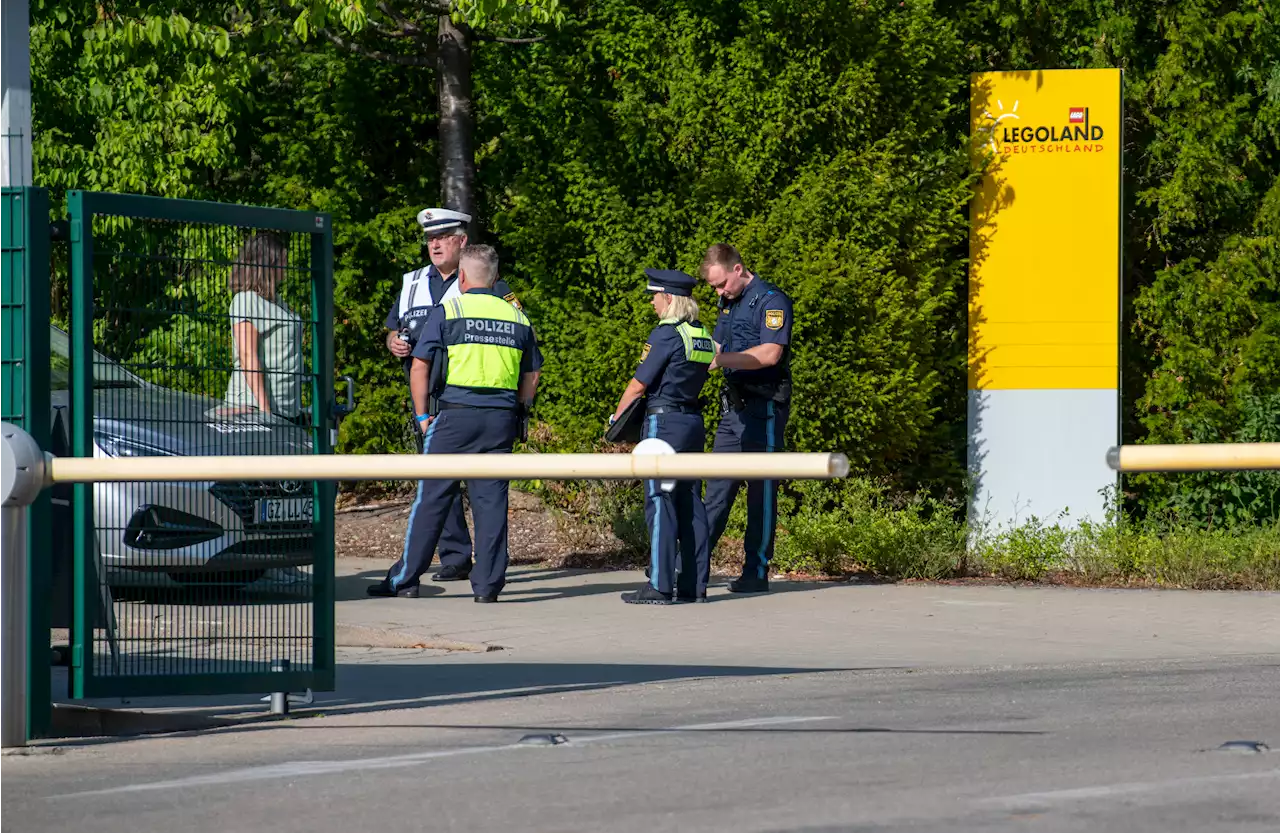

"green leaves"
[454, 0, 566, 29]
[282, 0, 565, 38]
[288, 1, 332, 41]
[1113, 1, 1280, 524]
[27, 0, 1279, 524]
[32, 4, 256, 200]
[474, 0, 973, 487]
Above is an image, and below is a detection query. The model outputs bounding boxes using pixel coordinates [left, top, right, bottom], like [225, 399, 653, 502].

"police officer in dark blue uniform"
[610, 269, 714, 604]
[370, 244, 542, 602]
[700, 243, 794, 594]
[382, 208, 521, 583]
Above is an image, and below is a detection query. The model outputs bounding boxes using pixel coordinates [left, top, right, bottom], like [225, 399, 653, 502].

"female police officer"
[609, 269, 714, 605]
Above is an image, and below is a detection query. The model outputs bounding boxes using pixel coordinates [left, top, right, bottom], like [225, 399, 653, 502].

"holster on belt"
[721, 386, 745, 414]
[723, 380, 791, 411]
[516, 402, 530, 444]
[754, 379, 792, 404]
[426, 347, 447, 418]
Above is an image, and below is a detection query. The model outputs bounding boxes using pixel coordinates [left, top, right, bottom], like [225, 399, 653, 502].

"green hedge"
[29, 0, 1280, 524]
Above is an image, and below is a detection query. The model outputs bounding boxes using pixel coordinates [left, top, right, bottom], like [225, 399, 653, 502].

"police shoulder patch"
[503, 292, 522, 310]
[765, 309, 785, 330]
[640, 343, 652, 361]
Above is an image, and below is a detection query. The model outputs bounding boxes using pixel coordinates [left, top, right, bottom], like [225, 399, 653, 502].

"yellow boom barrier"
[1106, 443, 1280, 473]
[46, 451, 851, 485]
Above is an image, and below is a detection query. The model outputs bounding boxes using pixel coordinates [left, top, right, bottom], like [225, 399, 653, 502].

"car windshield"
[50, 325, 148, 391]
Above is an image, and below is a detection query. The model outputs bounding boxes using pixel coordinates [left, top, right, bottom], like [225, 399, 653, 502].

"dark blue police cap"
[643, 268, 696, 297]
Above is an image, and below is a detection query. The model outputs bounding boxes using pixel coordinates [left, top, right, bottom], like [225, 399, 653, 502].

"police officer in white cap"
[383, 207, 522, 583]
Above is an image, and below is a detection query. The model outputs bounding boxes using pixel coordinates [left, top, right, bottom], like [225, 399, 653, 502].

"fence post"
[0, 504, 28, 748]
[2, 421, 46, 747]
[1, 185, 51, 740]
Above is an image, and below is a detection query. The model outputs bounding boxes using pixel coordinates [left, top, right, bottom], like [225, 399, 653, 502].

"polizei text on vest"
[466, 319, 518, 335]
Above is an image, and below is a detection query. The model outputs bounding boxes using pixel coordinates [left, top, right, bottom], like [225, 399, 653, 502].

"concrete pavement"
[42, 557, 1280, 721]
[7, 560, 1279, 832]
[332, 558, 1280, 667]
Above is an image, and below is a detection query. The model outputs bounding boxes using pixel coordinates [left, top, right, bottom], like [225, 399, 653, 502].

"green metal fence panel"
[65, 190, 335, 699]
[1, 186, 52, 739]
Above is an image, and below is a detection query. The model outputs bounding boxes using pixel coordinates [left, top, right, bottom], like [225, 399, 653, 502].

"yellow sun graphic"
[978, 99, 1021, 152]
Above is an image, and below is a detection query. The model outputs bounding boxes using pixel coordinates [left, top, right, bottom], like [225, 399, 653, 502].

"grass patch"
[506, 425, 1279, 589]
[771, 479, 968, 580]
[541, 479, 1280, 590]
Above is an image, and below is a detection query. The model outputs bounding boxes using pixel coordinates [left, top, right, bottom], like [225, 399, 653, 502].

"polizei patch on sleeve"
[504, 292, 522, 310]
[641, 343, 652, 361]
[765, 309, 785, 330]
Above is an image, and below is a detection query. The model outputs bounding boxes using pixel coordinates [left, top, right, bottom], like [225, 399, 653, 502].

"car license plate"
[256, 498, 314, 524]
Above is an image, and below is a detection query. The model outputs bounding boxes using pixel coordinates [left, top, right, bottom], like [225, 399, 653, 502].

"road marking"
[65, 715, 836, 797]
[979, 769, 1280, 808]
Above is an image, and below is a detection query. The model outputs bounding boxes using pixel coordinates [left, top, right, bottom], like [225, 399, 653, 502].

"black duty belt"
[645, 403, 701, 416]
[437, 401, 518, 412]
[723, 380, 792, 410]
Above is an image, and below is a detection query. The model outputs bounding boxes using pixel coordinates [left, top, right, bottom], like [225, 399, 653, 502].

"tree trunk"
[436, 14, 474, 220]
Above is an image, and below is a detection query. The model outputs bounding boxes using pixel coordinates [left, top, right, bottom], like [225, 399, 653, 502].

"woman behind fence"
[224, 232, 305, 424]
[609, 268, 714, 604]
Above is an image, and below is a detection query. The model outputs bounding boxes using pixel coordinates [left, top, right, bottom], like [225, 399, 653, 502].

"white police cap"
[416, 207, 471, 235]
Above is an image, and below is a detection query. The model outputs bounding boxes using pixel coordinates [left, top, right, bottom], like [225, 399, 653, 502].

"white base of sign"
[967, 388, 1118, 533]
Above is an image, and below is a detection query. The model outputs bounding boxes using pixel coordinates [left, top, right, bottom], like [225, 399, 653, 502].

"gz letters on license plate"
[257, 497, 314, 524]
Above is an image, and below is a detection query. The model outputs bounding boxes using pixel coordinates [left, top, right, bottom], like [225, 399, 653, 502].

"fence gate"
[65, 191, 335, 699]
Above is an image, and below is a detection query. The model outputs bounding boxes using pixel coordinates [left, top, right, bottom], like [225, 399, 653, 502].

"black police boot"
[432, 564, 471, 582]
[621, 584, 673, 605]
[473, 594, 499, 604]
[727, 576, 770, 594]
[675, 581, 706, 603]
[366, 581, 419, 598]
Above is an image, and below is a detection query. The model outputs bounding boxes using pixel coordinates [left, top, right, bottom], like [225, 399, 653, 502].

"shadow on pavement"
[339, 565, 857, 603]
[498, 582, 649, 602]
[322, 661, 859, 711]
[498, 566, 856, 602]
[335, 569, 447, 601]
[267, 723, 1049, 737]
[52, 663, 895, 745]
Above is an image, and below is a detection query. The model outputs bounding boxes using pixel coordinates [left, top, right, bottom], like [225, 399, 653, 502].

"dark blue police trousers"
[642, 411, 711, 597]
[411, 404, 473, 571]
[387, 408, 518, 597]
[704, 398, 789, 581]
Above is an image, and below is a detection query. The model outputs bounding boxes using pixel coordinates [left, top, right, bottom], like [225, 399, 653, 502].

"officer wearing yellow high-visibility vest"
[609, 269, 714, 604]
[383, 207, 522, 584]
[369, 244, 542, 603]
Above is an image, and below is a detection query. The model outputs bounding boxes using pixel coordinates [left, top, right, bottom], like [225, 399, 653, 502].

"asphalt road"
[5, 654, 1278, 832]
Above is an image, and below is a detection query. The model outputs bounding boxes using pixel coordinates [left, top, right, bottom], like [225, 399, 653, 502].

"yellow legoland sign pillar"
[968, 69, 1122, 529]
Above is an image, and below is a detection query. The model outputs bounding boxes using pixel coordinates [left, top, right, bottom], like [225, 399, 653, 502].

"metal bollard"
[2, 422, 47, 748]
[1, 503, 29, 748]
[269, 658, 290, 715]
